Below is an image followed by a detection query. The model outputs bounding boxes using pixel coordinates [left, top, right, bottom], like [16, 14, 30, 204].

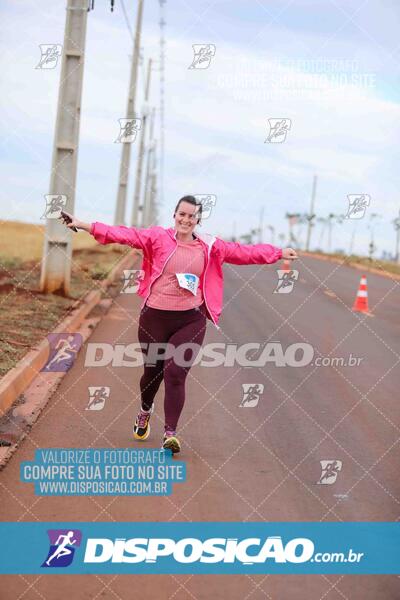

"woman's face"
[174, 201, 200, 235]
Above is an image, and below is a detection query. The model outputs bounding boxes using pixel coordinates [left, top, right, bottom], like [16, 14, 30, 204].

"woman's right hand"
[282, 247, 298, 260]
[59, 211, 90, 232]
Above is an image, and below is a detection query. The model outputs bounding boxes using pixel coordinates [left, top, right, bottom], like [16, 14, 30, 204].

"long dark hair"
[173, 195, 202, 225]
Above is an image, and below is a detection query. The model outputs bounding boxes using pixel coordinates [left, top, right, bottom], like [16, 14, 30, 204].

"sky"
[1, 0, 400, 257]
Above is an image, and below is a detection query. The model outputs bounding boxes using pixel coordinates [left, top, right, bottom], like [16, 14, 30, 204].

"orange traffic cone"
[352, 275, 370, 314]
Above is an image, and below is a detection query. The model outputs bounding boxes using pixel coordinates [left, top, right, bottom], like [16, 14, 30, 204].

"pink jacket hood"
[90, 222, 283, 329]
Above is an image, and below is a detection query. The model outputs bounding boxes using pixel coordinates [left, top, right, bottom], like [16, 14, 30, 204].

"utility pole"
[368, 213, 381, 260]
[142, 129, 156, 229]
[40, 0, 88, 295]
[258, 206, 264, 243]
[348, 221, 357, 256]
[393, 209, 400, 263]
[142, 108, 156, 227]
[131, 58, 153, 226]
[286, 213, 299, 247]
[114, 0, 144, 225]
[327, 213, 335, 254]
[305, 174, 317, 251]
[316, 217, 326, 250]
[147, 154, 158, 226]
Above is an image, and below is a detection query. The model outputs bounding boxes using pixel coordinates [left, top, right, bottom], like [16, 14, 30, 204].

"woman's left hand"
[282, 247, 298, 260]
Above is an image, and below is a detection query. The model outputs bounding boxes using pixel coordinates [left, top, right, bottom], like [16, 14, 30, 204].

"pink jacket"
[90, 222, 283, 329]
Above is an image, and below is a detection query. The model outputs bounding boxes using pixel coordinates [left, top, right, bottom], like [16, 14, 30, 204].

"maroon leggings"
[138, 302, 207, 432]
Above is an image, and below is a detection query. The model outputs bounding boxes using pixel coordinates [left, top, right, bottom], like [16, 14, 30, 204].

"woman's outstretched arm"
[59, 212, 156, 251]
[216, 237, 298, 265]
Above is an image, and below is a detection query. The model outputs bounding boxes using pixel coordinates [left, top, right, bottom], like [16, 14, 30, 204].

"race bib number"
[176, 273, 199, 296]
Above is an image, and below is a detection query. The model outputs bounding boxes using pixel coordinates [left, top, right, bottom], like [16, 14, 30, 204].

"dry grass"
[0, 221, 130, 377]
[0, 220, 97, 261]
[308, 250, 400, 277]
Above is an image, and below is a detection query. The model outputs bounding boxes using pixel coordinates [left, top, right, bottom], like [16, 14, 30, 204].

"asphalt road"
[0, 254, 399, 599]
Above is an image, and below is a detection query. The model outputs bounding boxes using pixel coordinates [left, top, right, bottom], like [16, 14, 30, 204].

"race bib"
[176, 273, 199, 296]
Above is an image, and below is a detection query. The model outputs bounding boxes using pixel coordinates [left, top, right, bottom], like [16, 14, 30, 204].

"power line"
[119, 0, 146, 95]
[119, 0, 134, 43]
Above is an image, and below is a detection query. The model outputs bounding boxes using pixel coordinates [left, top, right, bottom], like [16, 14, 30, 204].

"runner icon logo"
[274, 270, 299, 293]
[317, 460, 342, 485]
[239, 383, 264, 408]
[188, 44, 216, 69]
[265, 118, 291, 143]
[42, 333, 83, 372]
[86, 386, 110, 411]
[41, 194, 67, 220]
[121, 270, 145, 294]
[41, 529, 82, 568]
[36, 44, 62, 69]
[115, 118, 142, 143]
[194, 194, 217, 219]
[345, 194, 370, 219]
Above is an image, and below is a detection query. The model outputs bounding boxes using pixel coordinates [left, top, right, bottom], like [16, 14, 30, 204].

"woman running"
[60, 195, 297, 453]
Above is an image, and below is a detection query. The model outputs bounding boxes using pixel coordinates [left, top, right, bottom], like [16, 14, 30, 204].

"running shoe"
[133, 406, 153, 440]
[162, 430, 181, 454]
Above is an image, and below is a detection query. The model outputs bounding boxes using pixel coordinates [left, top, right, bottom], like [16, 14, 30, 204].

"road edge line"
[0, 249, 141, 417]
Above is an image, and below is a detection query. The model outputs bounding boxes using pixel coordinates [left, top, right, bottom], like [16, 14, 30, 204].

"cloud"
[1, 0, 399, 258]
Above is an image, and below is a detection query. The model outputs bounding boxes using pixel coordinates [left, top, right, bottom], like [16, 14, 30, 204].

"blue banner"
[0, 522, 398, 574]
